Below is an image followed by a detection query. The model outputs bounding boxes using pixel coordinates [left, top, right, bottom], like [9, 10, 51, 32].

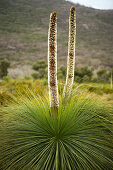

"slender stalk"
[48, 12, 59, 115]
[63, 6, 76, 98]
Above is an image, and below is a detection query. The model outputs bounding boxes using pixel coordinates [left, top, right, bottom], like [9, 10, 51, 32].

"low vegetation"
[31, 60, 112, 84]
[0, 79, 113, 107]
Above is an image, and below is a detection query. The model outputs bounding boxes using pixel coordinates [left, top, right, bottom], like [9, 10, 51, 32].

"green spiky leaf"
[0, 92, 113, 169]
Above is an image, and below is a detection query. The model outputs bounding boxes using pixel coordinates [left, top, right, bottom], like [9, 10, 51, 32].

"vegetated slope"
[0, 0, 113, 69]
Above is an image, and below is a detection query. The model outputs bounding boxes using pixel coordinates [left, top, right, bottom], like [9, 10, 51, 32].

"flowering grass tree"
[0, 6, 113, 170]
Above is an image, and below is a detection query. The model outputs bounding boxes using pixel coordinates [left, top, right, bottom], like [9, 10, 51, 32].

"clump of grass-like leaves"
[0, 91, 113, 170]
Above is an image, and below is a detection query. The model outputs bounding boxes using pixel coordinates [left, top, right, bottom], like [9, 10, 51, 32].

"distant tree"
[97, 69, 106, 77]
[82, 75, 90, 82]
[32, 60, 47, 71]
[74, 67, 93, 83]
[0, 60, 10, 78]
[97, 68, 109, 82]
[32, 60, 48, 79]
[38, 68, 47, 79]
[32, 68, 47, 80]
[74, 76, 82, 83]
[31, 73, 39, 80]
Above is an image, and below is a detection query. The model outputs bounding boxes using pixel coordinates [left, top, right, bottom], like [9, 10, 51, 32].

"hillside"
[0, 0, 113, 77]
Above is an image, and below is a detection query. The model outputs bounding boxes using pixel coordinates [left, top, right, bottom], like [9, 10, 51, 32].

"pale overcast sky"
[66, 0, 113, 9]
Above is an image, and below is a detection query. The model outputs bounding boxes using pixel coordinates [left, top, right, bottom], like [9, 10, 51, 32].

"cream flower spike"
[63, 6, 76, 97]
[48, 12, 59, 115]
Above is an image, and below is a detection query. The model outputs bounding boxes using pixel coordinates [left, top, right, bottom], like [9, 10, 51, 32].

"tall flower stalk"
[48, 12, 59, 114]
[63, 6, 76, 97]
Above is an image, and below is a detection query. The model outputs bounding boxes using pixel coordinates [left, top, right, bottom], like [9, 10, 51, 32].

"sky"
[66, 0, 113, 10]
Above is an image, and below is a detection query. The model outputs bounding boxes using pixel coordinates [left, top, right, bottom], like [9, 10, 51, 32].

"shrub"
[32, 60, 47, 71]
[74, 67, 93, 83]
[0, 60, 10, 78]
[24, 76, 33, 80]
[38, 68, 47, 79]
[32, 69, 47, 80]
[3, 76, 12, 82]
[32, 73, 40, 79]
[82, 75, 90, 82]
[32, 60, 48, 80]
[96, 68, 109, 82]
[74, 75, 82, 83]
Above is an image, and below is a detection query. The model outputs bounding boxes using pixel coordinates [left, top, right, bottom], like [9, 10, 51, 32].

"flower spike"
[48, 12, 59, 115]
[63, 6, 76, 97]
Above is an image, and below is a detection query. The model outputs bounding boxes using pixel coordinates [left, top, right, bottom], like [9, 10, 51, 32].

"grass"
[0, 79, 113, 107]
[0, 88, 113, 169]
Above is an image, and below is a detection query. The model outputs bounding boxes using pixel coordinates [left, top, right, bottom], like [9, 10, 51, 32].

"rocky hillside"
[0, 0, 113, 74]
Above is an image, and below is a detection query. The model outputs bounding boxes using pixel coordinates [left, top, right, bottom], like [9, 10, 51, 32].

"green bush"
[3, 76, 12, 82]
[74, 76, 82, 83]
[32, 69, 47, 80]
[24, 76, 33, 80]
[0, 60, 10, 78]
[82, 75, 90, 82]
[32, 60, 47, 71]
[31, 73, 39, 79]
[74, 67, 93, 83]
[97, 68, 108, 82]
[32, 60, 48, 80]
[0, 92, 113, 169]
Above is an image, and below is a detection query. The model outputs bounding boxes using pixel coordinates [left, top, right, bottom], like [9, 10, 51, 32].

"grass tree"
[48, 12, 59, 114]
[0, 92, 113, 169]
[0, 6, 113, 170]
[63, 6, 76, 97]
